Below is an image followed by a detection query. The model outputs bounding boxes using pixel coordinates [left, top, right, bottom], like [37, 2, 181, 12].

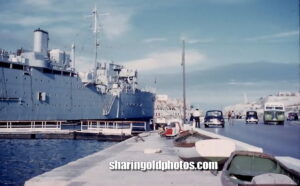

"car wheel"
[204, 124, 208, 128]
[221, 124, 224, 128]
[256, 122, 258, 124]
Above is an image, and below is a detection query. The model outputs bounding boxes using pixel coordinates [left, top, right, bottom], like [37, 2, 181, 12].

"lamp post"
[181, 40, 187, 125]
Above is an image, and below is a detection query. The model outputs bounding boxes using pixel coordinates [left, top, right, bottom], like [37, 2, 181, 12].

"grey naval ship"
[0, 10, 155, 123]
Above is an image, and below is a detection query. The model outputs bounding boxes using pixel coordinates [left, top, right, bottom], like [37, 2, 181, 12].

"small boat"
[195, 139, 236, 170]
[173, 130, 213, 162]
[221, 151, 300, 185]
[174, 132, 236, 170]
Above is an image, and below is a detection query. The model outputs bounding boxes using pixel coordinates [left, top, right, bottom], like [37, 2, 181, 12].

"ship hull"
[0, 63, 154, 121]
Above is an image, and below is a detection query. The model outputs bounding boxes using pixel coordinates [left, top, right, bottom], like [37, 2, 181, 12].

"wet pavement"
[201, 119, 300, 159]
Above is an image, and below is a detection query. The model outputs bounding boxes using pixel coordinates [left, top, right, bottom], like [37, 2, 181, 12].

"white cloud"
[206, 0, 251, 4]
[0, 1, 133, 40]
[75, 55, 94, 72]
[179, 34, 214, 44]
[16, 16, 56, 26]
[24, 0, 53, 6]
[187, 38, 215, 44]
[49, 26, 76, 38]
[102, 9, 133, 40]
[227, 81, 255, 86]
[0, 13, 73, 27]
[245, 30, 299, 41]
[122, 49, 206, 72]
[143, 37, 167, 43]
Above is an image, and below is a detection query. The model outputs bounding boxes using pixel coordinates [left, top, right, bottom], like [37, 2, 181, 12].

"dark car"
[204, 110, 225, 128]
[245, 111, 258, 124]
[287, 112, 298, 121]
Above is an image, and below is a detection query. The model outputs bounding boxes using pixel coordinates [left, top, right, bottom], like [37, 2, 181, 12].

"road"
[201, 119, 300, 159]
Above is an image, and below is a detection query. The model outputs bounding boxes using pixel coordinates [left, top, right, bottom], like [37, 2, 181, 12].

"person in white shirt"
[193, 108, 201, 128]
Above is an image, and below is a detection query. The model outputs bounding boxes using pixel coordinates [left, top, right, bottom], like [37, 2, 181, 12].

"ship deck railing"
[80, 120, 147, 132]
[0, 120, 148, 134]
[0, 120, 64, 130]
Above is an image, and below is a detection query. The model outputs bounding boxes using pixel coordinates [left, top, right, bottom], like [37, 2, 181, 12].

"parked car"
[245, 111, 259, 124]
[204, 110, 225, 128]
[287, 112, 299, 121]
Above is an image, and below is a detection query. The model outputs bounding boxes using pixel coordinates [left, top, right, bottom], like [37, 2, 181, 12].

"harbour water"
[0, 139, 116, 185]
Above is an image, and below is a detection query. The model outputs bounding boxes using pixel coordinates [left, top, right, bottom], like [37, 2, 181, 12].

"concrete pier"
[25, 127, 300, 186]
[26, 131, 222, 186]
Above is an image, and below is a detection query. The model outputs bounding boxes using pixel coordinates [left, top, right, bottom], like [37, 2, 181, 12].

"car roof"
[206, 110, 222, 112]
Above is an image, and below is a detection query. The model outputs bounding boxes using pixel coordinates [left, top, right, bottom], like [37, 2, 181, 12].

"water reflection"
[0, 139, 116, 185]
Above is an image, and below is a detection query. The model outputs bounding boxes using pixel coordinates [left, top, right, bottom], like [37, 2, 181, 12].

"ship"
[0, 7, 155, 124]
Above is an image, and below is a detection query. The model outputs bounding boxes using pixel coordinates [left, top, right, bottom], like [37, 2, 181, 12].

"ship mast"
[71, 43, 75, 70]
[181, 40, 187, 124]
[92, 5, 99, 80]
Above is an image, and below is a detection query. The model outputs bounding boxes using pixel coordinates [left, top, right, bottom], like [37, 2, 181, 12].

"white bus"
[263, 102, 285, 125]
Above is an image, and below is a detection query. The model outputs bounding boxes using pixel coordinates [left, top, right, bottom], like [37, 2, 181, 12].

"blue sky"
[0, 0, 299, 109]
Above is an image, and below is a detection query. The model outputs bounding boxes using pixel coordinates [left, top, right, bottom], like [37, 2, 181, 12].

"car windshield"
[206, 111, 222, 117]
[247, 111, 257, 116]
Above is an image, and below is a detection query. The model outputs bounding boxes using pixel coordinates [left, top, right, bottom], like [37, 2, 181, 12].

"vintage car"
[245, 111, 259, 124]
[287, 112, 298, 121]
[204, 110, 225, 128]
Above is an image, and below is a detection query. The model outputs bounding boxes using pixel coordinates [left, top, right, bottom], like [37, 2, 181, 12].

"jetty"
[24, 126, 300, 186]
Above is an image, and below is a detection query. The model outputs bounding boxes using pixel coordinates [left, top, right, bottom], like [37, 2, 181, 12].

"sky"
[0, 0, 299, 109]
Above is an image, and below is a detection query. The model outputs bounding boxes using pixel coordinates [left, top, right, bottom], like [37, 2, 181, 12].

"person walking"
[193, 108, 201, 128]
[189, 112, 194, 125]
[231, 110, 235, 124]
[227, 111, 232, 123]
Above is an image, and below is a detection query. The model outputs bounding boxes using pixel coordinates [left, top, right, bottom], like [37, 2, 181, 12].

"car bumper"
[287, 117, 297, 121]
[246, 118, 258, 122]
[205, 120, 223, 125]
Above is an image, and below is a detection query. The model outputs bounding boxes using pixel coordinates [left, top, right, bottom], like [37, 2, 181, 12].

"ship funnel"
[33, 28, 49, 57]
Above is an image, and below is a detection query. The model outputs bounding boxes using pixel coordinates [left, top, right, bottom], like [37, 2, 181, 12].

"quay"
[0, 130, 131, 141]
[25, 127, 300, 186]
[26, 130, 222, 186]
